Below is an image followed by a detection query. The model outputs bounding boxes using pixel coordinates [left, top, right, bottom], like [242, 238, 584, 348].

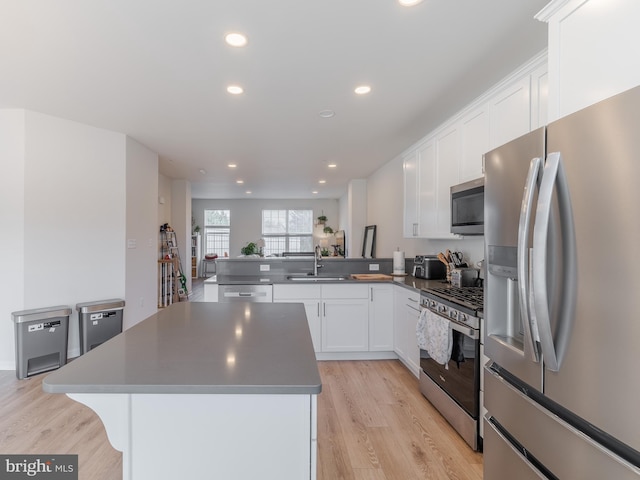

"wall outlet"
[127, 239, 137, 249]
[260, 264, 270, 272]
[369, 264, 380, 271]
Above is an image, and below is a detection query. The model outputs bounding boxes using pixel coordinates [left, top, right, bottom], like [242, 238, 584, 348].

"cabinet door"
[417, 140, 436, 237]
[460, 106, 489, 182]
[403, 150, 419, 237]
[489, 77, 531, 150]
[393, 287, 409, 361]
[530, 64, 549, 130]
[273, 284, 322, 352]
[543, 0, 640, 120]
[301, 300, 321, 352]
[403, 296, 421, 376]
[434, 125, 460, 238]
[369, 284, 394, 351]
[321, 299, 369, 352]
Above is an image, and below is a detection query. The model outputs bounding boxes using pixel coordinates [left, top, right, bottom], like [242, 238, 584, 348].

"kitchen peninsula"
[43, 302, 322, 480]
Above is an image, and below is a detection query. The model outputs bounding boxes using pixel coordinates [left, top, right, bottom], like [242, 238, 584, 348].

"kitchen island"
[43, 302, 322, 480]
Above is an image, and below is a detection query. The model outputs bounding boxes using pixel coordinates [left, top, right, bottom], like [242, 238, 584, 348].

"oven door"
[420, 313, 480, 418]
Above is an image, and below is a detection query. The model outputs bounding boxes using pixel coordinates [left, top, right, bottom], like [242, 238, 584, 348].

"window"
[204, 210, 230, 257]
[262, 209, 313, 256]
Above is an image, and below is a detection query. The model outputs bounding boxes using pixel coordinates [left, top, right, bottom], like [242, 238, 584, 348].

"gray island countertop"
[43, 302, 322, 395]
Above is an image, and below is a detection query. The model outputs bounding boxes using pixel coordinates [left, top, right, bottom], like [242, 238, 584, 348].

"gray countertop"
[43, 302, 322, 395]
[206, 273, 450, 293]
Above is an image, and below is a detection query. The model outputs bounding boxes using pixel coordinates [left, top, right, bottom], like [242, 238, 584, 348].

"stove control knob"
[460, 313, 468, 323]
[438, 305, 447, 314]
[450, 310, 458, 320]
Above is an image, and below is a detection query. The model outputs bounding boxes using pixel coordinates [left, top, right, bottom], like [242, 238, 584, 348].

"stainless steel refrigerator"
[483, 85, 640, 479]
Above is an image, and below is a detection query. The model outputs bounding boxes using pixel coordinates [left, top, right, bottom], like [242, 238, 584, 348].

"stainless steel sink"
[287, 275, 349, 281]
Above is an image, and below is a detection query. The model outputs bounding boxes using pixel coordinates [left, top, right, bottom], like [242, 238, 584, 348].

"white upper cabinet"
[538, 0, 640, 121]
[434, 125, 460, 238]
[459, 106, 489, 183]
[530, 64, 549, 130]
[403, 150, 419, 237]
[417, 140, 437, 235]
[401, 52, 547, 239]
[488, 76, 531, 151]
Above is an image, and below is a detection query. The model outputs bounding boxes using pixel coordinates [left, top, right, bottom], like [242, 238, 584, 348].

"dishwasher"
[218, 284, 273, 302]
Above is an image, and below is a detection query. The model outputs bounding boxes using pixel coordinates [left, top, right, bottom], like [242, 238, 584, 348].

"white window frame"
[204, 209, 230, 257]
[261, 209, 313, 256]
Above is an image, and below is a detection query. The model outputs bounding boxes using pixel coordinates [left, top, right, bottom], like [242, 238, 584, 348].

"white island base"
[69, 392, 318, 480]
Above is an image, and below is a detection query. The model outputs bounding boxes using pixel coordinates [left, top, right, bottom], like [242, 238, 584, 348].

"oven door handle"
[449, 319, 479, 340]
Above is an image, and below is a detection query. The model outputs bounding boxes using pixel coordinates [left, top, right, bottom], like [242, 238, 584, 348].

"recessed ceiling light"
[355, 85, 371, 95]
[228, 163, 237, 168]
[225, 33, 248, 47]
[245, 190, 252, 194]
[327, 163, 337, 168]
[318, 109, 335, 118]
[199, 169, 207, 175]
[236, 179, 244, 184]
[312, 191, 319, 195]
[227, 85, 244, 95]
[318, 180, 326, 184]
[398, 0, 423, 5]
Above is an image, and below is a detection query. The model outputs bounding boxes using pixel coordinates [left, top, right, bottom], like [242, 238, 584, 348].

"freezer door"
[485, 366, 640, 479]
[484, 127, 546, 389]
[483, 418, 548, 480]
[542, 85, 640, 453]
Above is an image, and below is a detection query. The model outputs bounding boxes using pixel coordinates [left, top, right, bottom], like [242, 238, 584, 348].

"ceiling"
[0, 0, 548, 199]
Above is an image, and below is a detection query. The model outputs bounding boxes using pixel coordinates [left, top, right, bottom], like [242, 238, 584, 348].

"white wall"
[125, 137, 159, 329]
[0, 110, 26, 370]
[20, 111, 127, 361]
[171, 179, 192, 291]
[346, 180, 367, 258]
[192, 198, 339, 257]
[158, 173, 172, 227]
[0, 110, 163, 370]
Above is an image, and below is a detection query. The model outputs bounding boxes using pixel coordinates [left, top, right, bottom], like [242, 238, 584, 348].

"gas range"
[420, 285, 483, 330]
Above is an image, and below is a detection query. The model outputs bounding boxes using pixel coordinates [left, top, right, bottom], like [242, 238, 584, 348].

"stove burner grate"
[422, 286, 484, 312]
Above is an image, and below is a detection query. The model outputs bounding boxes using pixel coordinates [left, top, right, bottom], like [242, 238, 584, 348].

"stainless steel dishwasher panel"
[218, 284, 273, 303]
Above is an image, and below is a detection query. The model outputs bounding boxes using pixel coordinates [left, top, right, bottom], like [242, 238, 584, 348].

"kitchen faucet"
[314, 245, 323, 276]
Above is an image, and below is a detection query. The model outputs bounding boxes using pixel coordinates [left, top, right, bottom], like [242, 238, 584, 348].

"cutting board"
[350, 273, 393, 281]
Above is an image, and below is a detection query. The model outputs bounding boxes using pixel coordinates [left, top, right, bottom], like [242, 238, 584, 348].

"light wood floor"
[0, 360, 482, 479]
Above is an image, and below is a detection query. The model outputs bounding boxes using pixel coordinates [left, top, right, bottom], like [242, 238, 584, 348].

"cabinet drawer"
[321, 284, 369, 299]
[273, 284, 322, 299]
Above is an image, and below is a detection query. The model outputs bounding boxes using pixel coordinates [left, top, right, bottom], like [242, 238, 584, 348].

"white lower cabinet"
[369, 284, 394, 351]
[273, 283, 371, 354]
[393, 287, 421, 377]
[321, 284, 369, 353]
[273, 284, 322, 352]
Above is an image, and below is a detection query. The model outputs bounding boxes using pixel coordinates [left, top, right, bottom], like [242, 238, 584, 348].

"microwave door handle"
[517, 156, 542, 363]
[532, 152, 577, 372]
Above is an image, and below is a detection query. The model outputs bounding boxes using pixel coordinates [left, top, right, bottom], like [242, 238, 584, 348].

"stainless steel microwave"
[450, 177, 484, 235]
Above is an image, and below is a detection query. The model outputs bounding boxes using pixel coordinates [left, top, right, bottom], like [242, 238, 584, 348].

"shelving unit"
[191, 234, 201, 279]
[158, 228, 188, 307]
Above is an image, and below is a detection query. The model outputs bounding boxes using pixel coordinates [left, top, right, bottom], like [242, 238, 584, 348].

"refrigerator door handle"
[532, 152, 577, 372]
[517, 156, 542, 363]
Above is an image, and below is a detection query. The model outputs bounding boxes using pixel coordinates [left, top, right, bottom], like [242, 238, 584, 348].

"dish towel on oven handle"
[416, 308, 452, 369]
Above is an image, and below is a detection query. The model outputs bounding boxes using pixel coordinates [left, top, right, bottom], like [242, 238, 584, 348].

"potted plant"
[323, 226, 334, 234]
[317, 215, 327, 225]
[240, 242, 258, 256]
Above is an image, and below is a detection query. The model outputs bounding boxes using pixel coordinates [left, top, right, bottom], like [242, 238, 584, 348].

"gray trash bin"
[11, 306, 71, 380]
[76, 299, 125, 354]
